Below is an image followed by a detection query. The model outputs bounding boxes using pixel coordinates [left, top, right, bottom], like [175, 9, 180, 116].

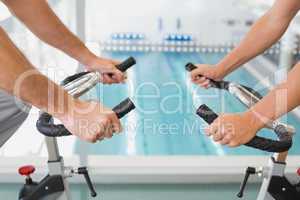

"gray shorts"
[0, 90, 31, 147]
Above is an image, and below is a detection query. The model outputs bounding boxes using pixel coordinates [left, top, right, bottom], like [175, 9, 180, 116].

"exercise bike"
[186, 63, 300, 200]
[17, 57, 136, 200]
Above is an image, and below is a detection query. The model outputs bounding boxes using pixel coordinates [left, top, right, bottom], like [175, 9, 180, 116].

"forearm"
[246, 62, 300, 127]
[217, 0, 299, 76]
[2, 0, 97, 66]
[0, 27, 72, 118]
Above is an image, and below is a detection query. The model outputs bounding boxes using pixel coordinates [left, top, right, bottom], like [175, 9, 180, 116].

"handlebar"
[62, 57, 136, 86]
[186, 63, 293, 152]
[36, 98, 135, 137]
[36, 57, 136, 137]
[185, 63, 229, 90]
[185, 63, 264, 99]
[197, 102, 292, 153]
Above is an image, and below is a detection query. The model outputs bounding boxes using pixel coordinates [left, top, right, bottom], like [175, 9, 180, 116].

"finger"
[192, 77, 206, 84]
[205, 124, 218, 136]
[101, 116, 114, 138]
[98, 74, 104, 82]
[112, 123, 122, 134]
[220, 134, 232, 145]
[100, 74, 110, 84]
[201, 80, 211, 89]
[228, 140, 240, 147]
[92, 123, 106, 141]
[110, 70, 124, 82]
[212, 129, 224, 142]
[191, 69, 203, 80]
[124, 72, 128, 78]
[120, 72, 128, 83]
[110, 113, 122, 133]
[102, 74, 115, 84]
[107, 70, 125, 83]
[95, 128, 105, 140]
[97, 130, 106, 141]
[104, 124, 114, 138]
[84, 121, 102, 142]
[212, 121, 225, 142]
[87, 134, 98, 143]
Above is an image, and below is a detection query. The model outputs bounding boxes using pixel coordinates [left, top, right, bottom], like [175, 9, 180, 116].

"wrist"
[67, 43, 98, 69]
[243, 110, 266, 131]
[216, 52, 244, 77]
[84, 56, 108, 72]
[78, 48, 98, 69]
[52, 94, 78, 121]
[214, 63, 229, 79]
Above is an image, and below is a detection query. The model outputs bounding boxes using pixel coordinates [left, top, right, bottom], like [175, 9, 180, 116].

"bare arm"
[2, 0, 125, 83]
[218, 0, 300, 75]
[0, 27, 70, 117]
[0, 27, 121, 142]
[206, 62, 300, 147]
[191, 0, 300, 88]
[248, 62, 300, 124]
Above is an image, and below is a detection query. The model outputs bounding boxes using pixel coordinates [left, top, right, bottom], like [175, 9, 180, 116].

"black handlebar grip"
[244, 135, 292, 153]
[37, 98, 135, 137]
[185, 63, 229, 90]
[36, 113, 72, 137]
[196, 104, 218, 124]
[113, 98, 136, 119]
[185, 63, 198, 72]
[116, 57, 136, 72]
[196, 104, 292, 153]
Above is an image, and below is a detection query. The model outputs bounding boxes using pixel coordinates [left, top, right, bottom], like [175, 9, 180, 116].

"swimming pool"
[77, 52, 300, 156]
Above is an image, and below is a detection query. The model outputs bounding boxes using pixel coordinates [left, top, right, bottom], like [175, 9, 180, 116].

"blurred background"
[0, 0, 300, 199]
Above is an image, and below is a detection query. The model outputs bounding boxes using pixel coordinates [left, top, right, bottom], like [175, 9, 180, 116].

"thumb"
[110, 68, 125, 82]
[191, 66, 209, 80]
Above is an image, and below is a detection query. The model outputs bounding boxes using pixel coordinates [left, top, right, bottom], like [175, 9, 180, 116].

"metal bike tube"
[257, 157, 286, 200]
[45, 137, 72, 200]
[43, 73, 100, 200]
[228, 83, 295, 134]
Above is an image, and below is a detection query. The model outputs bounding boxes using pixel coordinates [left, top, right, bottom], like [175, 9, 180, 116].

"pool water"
[76, 52, 300, 155]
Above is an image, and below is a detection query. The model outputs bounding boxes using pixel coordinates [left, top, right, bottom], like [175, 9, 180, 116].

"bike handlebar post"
[35, 57, 137, 200]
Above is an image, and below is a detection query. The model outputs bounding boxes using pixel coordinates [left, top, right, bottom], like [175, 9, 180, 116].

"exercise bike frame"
[186, 63, 300, 200]
[19, 57, 136, 200]
[21, 72, 101, 200]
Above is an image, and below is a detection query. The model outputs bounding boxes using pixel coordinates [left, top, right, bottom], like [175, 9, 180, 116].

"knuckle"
[87, 136, 96, 143]
[91, 134, 98, 141]
[102, 117, 110, 125]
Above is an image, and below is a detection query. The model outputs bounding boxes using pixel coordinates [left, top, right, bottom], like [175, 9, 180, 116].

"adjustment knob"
[297, 168, 300, 176]
[18, 165, 35, 176]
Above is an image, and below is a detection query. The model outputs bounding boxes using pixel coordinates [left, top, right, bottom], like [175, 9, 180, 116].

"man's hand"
[190, 64, 226, 88]
[86, 58, 126, 84]
[204, 111, 264, 147]
[59, 99, 122, 143]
